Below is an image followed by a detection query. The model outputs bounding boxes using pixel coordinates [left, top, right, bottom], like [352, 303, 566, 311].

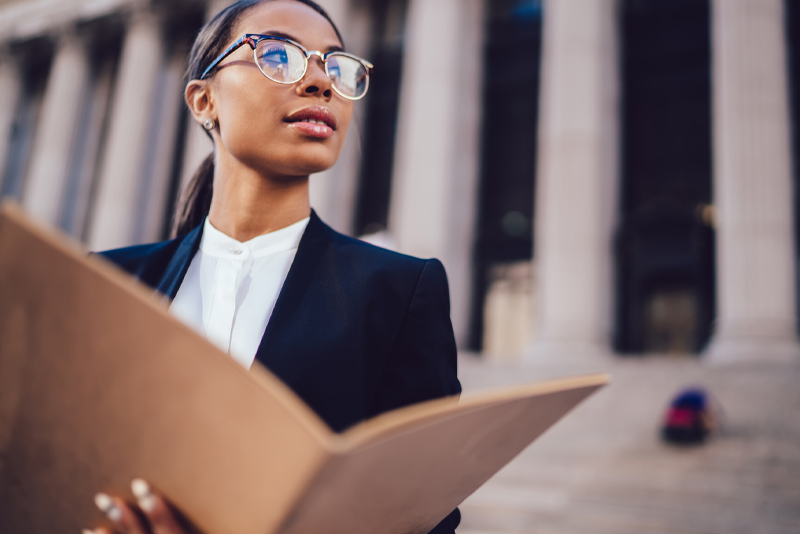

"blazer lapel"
[254, 209, 330, 366]
[156, 223, 203, 299]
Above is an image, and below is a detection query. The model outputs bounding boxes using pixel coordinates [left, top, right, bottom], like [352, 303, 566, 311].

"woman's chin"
[284, 151, 339, 176]
[279, 160, 335, 177]
[243, 152, 337, 179]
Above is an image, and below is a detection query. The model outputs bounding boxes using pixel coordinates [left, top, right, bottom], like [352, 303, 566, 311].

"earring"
[203, 118, 215, 131]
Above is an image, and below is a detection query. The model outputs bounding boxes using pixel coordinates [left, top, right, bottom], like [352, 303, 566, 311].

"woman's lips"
[286, 120, 335, 139]
[284, 106, 337, 139]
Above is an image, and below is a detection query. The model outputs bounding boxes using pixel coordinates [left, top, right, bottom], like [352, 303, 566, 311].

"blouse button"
[231, 248, 243, 255]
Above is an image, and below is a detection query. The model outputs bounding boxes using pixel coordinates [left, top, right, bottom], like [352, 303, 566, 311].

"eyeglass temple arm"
[200, 35, 259, 80]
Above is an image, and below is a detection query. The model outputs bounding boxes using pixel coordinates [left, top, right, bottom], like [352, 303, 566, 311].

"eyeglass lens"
[256, 40, 306, 83]
[255, 39, 368, 99]
[326, 55, 368, 99]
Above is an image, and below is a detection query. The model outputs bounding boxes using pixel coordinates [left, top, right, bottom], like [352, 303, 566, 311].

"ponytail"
[172, 153, 214, 237]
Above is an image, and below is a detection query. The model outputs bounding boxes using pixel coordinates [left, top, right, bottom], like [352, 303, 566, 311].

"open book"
[0, 203, 607, 534]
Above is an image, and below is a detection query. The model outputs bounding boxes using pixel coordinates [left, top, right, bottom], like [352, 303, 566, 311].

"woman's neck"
[207, 155, 311, 242]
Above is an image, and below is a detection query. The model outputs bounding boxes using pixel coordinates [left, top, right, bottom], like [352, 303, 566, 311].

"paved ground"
[455, 354, 800, 534]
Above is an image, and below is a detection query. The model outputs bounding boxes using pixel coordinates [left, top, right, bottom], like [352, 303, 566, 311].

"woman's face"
[205, 1, 352, 178]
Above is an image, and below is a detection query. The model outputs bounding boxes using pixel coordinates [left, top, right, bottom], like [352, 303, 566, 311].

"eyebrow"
[258, 30, 344, 53]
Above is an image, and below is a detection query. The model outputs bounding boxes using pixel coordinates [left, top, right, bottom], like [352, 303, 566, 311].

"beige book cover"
[0, 203, 608, 534]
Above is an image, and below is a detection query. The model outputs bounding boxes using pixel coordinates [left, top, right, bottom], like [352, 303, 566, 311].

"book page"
[0, 204, 331, 534]
[278, 376, 606, 534]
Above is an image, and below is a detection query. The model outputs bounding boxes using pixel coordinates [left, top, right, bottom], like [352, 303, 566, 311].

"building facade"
[1, 0, 799, 363]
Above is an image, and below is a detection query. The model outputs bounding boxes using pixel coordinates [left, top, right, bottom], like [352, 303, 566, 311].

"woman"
[83, 1, 461, 533]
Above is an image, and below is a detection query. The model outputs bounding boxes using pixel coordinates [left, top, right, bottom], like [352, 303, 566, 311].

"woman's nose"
[297, 56, 333, 100]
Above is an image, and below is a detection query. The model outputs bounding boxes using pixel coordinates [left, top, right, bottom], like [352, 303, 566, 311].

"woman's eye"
[260, 48, 287, 63]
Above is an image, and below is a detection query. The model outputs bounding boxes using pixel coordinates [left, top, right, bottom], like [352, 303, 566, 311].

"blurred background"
[0, 0, 798, 532]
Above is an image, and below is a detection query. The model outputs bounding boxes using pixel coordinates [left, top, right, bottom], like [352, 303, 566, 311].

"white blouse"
[169, 216, 310, 369]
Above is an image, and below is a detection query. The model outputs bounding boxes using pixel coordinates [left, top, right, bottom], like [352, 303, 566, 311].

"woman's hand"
[83, 479, 190, 534]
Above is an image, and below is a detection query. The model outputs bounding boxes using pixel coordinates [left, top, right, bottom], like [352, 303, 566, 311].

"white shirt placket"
[205, 252, 247, 352]
[170, 216, 310, 368]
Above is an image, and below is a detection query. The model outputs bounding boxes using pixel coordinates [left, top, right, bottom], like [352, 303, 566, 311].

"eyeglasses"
[201, 34, 374, 100]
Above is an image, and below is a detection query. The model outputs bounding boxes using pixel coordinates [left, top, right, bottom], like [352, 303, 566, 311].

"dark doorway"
[353, 0, 408, 236]
[60, 15, 126, 241]
[784, 0, 800, 333]
[616, 0, 715, 354]
[469, 0, 542, 350]
[0, 38, 52, 201]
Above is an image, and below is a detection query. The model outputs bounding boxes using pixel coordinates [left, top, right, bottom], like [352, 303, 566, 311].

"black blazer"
[99, 210, 462, 533]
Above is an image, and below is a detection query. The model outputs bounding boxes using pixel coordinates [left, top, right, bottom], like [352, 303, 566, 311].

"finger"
[94, 493, 148, 534]
[83, 528, 116, 534]
[131, 478, 186, 534]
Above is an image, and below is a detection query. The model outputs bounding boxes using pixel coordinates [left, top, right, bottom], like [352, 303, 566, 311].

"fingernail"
[131, 478, 156, 513]
[82, 530, 96, 534]
[94, 492, 122, 523]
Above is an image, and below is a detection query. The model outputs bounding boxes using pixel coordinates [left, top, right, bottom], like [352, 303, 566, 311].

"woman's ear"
[185, 80, 215, 126]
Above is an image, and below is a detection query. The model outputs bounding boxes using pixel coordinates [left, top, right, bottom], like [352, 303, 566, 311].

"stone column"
[22, 30, 89, 226]
[134, 53, 186, 244]
[0, 50, 21, 185]
[60, 60, 116, 240]
[387, 0, 484, 346]
[309, 0, 368, 234]
[88, 9, 163, 251]
[706, 0, 800, 363]
[528, 0, 620, 361]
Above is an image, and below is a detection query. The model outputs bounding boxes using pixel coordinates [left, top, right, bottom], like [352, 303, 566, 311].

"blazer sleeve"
[367, 258, 462, 534]
[369, 258, 461, 414]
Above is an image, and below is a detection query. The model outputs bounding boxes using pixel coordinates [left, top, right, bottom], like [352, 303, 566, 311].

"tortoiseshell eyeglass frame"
[200, 33, 374, 100]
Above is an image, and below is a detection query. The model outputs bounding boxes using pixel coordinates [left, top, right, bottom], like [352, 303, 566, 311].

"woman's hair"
[172, 0, 344, 237]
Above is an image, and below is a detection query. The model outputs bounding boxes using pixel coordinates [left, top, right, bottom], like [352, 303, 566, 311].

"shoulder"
[94, 224, 201, 288]
[324, 226, 447, 287]
[98, 238, 181, 271]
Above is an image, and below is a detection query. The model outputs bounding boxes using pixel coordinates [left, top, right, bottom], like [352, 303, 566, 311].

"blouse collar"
[199, 216, 310, 261]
